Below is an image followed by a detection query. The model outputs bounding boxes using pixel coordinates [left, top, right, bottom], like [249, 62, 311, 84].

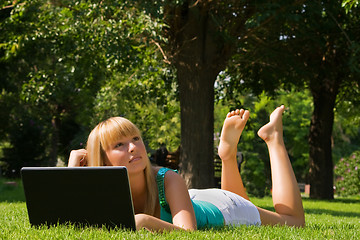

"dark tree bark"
[163, 1, 252, 187]
[308, 77, 342, 199]
[169, 3, 227, 188]
[177, 67, 217, 187]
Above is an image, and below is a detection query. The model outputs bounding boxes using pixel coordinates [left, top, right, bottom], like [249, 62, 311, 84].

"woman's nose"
[128, 142, 136, 152]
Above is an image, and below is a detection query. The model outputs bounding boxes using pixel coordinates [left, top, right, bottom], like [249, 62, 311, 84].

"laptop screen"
[21, 166, 136, 230]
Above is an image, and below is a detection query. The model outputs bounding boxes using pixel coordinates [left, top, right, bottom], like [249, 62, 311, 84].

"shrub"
[334, 151, 360, 196]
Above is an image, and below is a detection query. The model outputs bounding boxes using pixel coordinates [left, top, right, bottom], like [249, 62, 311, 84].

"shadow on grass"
[304, 208, 360, 218]
[330, 198, 360, 204]
[256, 205, 360, 219]
[301, 198, 360, 218]
[302, 197, 360, 204]
[0, 178, 26, 202]
[256, 197, 360, 219]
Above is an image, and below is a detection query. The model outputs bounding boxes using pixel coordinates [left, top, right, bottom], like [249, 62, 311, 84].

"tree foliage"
[220, 0, 360, 199]
[135, 0, 273, 188]
[0, 0, 177, 176]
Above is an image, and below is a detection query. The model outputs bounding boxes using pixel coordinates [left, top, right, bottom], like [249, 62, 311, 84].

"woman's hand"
[135, 214, 152, 231]
[68, 149, 87, 167]
[135, 213, 191, 232]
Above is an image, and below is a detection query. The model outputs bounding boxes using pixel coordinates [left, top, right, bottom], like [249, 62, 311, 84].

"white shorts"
[188, 188, 261, 226]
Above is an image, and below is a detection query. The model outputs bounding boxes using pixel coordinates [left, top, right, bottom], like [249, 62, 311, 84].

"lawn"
[1, 178, 359, 239]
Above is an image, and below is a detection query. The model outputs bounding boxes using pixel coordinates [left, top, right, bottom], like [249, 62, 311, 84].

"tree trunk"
[177, 67, 217, 188]
[165, 2, 234, 188]
[162, 1, 250, 187]
[308, 78, 341, 199]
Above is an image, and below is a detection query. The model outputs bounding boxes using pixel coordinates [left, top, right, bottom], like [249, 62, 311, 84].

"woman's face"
[104, 134, 148, 174]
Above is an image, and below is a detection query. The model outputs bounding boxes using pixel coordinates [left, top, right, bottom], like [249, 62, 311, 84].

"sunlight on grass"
[0, 179, 359, 239]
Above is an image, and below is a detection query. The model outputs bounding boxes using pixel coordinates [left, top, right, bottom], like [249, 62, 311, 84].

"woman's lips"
[129, 156, 141, 163]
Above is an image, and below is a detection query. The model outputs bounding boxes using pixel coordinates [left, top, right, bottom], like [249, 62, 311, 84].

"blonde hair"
[86, 117, 158, 215]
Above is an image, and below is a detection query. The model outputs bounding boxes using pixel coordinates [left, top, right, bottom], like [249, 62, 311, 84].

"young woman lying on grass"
[68, 105, 305, 231]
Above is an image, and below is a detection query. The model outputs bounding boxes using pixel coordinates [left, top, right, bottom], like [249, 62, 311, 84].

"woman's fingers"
[68, 149, 87, 167]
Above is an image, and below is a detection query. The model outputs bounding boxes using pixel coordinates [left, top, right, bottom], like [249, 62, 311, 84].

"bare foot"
[218, 109, 250, 161]
[257, 105, 285, 143]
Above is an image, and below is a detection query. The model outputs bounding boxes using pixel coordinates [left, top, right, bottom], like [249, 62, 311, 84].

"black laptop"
[21, 166, 136, 230]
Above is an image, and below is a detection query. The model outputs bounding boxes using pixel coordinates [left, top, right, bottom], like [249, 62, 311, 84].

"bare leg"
[218, 109, 250, 200]
[256, 105, 305, 227]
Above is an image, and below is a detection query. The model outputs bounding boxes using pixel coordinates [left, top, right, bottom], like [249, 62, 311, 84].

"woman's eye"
[115, 143, 123, 148]
[133, 136, 140, 141]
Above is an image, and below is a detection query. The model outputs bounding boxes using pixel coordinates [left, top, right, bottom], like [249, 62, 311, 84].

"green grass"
[1, 178, 359, 239]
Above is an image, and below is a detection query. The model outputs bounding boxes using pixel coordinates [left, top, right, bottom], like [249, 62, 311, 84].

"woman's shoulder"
[152, 166, 184, 190]
[152, 166, 178, 177]
[152, 166, 162, 175]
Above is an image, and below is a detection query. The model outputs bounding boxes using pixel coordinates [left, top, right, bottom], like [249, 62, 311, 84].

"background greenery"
[335, 151, 360, 196]
[1, 0, 360, 197]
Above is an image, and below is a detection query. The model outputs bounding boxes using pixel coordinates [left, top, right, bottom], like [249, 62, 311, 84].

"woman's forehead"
[98, 117, 141, 147]
[102, 128, 140, 147]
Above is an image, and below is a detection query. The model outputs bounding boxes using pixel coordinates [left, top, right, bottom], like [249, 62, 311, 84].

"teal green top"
[156, 167, 224, 229]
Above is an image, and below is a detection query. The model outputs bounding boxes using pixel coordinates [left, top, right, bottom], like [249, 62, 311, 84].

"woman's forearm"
[135, 214, 195, 232]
